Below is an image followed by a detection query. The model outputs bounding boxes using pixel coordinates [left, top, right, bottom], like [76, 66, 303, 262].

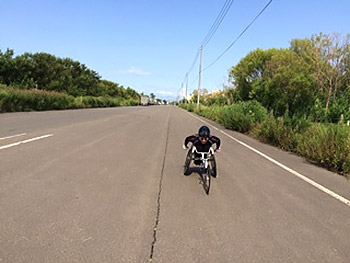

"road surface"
[1, 106, 350, 262]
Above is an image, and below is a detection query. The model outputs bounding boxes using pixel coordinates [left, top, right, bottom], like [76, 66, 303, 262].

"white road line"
[183, 109, 350, 207]
[0, 133, 26, 140]
[0, 134, 53, 150]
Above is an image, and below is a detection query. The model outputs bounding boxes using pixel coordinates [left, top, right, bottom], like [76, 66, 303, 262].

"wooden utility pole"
[185, 73, 188, 104]
[197, 45, 203, 108]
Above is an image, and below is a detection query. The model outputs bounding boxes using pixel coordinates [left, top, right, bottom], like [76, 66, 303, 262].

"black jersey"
[184, 134, 221, 152]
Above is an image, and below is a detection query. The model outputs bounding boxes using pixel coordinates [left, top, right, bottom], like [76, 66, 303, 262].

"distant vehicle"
[141, 96, 150, 106]
[149, 97, 155, 105]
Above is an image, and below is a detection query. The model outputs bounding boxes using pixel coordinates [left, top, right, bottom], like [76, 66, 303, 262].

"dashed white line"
[0, 134, 53, 150]
[183, 109, 350, 207]
[0, 133, 26, 140]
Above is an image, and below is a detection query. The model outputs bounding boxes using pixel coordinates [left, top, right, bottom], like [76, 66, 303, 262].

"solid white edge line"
[182, 108, 350, 207]
[0, 133, 27, 140]
[0, 134, 53, 150]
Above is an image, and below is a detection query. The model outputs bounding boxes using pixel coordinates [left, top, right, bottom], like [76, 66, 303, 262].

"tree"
[0, 49, 141, 100]
[0, 51, 101, 96]
[190, 90, 205, 104]
[229, 48, 316, 116]
[291, 33, 350, 110]
[0, 49, 15, 85]
[223, 88, 239, 105]
[263, 49, 316, 116]
[229, 48, 278, 102]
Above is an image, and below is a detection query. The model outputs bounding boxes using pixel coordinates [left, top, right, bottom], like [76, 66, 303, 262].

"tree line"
[0, 49, 140, 100]
[200, 33, 350, 123]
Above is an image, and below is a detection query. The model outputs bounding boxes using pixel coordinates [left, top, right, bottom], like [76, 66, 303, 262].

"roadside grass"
[179, 102, 350, 177]
[0, 86, 140, 112]
[297, 124, 350, 175]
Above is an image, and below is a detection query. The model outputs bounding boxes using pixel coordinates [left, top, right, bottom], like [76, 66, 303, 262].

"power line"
[201, 0, 235, 47]
[180, 50, 199, 89]
[187, 50, 200, 76]
[203, 0, 274, 72]
[180, 0, 274, 101]
[181, 0, 235, 99]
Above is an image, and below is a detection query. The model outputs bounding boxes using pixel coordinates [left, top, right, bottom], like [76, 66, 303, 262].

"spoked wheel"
[202, 166, 211, 195]
[210, 155, 217, 178]
[184, 148, 193, 175]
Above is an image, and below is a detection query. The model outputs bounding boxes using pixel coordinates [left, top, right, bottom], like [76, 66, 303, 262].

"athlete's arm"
[184, 135, 197, 148]
[210, 136, 221, 150]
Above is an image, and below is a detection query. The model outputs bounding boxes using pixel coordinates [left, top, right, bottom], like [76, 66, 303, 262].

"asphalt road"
[1, 106, 350, 262]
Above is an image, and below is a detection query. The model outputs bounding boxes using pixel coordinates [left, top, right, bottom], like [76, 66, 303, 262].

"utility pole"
[197, 45, 203, 108]
[180, 83, 183, 104]
[185, 73, 188, 104]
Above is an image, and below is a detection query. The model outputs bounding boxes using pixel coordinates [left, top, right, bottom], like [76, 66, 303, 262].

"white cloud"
[156, 90, 175, 96]
[117, 67, 151, 76]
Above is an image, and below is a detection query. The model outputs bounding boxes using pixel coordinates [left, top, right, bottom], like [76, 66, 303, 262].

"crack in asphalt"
[149, 107, 171, 262]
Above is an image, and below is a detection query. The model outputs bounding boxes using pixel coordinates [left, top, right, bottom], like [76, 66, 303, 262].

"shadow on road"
[184, 167, 210, 195]
[184, 167, 202, 177]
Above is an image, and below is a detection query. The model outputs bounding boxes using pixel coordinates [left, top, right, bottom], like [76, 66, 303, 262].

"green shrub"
[251, 116, 299, 152]
[201, 106, 225, 122]
[121, 98, 139, 106]
[251, 115, 311, 152]
[216, 105, 251, 133]
[215, 101, 267, 133]
[179, 101, 268, 133]
[178, 103, 200, 113]
[282, 115, 313, 133]
[239, 100, 268, 123]
[179, 101, 350, 176]
[0, 86, 138, 112]
[0, 88, 75, 112]
[297, 124, 350, 174]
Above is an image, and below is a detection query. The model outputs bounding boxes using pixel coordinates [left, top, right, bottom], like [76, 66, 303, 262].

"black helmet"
[198, 126, 210, 138]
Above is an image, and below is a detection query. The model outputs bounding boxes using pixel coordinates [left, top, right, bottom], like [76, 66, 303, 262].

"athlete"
[183, 126, 221, 176]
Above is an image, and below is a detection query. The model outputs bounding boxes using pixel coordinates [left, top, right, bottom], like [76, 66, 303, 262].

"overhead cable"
[187, 50, 200, 76]
[203, 0, 274, 72]
[181, 0, 235, 96]
[201, 0, 235, 47]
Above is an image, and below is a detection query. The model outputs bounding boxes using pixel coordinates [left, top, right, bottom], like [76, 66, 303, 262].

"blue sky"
[1, 0, 349, 101]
